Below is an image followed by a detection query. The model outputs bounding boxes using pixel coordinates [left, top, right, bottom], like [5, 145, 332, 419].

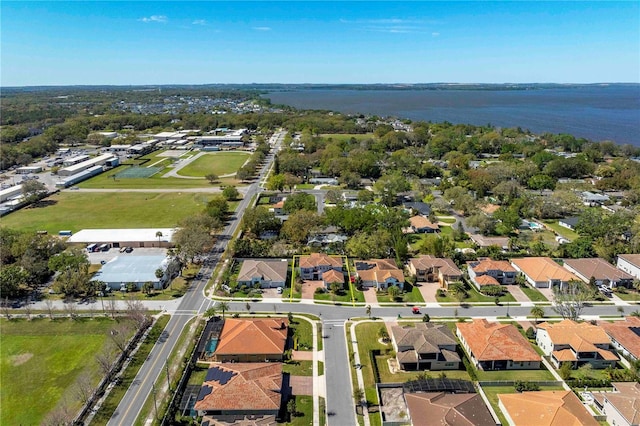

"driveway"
[362, 287, 379, 306]
[506, 285, 531, 303]
[415, 282, 439, 303]
[301, 280, 325, 300]
[289, 376, 314, 396]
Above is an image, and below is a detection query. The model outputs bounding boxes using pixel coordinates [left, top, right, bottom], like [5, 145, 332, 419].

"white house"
[616, 254, 640, 280]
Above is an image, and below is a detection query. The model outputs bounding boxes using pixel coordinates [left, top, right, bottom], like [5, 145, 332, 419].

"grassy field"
[78, 166, 216, 189]
[436, 285, 517, 304]
[314, 288, 365, 304]
[291, 318, 314, 350]
[1, 192, 218, 233]
[520, 285, 549, 302]
[177, 152, 250, 177]
[283, 360, 314, 376]
[542, 220, 580, 241]
[0, 318, 130, 426]
[283, 395, 314, 426]
[319, 133, 374, 142]
[375, 283, 425, 304]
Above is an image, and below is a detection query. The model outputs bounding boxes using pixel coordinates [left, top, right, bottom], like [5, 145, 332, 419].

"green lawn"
[374, 283, 425, 304]
[283, 360, 314, 376]
[436, 217, 457, 224]
[314, 288, 365, 304]
[0, 318, 131, 426]
[354, 322, 389, 404]
[177, 152, 251, 177]
[520, 285, 549, 302]
[291, 318, 314, 350]
[77, 165, 216, 189]
[542, 220, 580, 241]
[613, 289, 640, 302]
[1, 192, 221, 233]
[476, 367, 556, 381]
[283, 395, 314, 426]
[436, 285, 517, 304]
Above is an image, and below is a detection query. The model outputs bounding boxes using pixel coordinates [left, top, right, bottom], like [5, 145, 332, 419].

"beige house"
[391, 323, 461, 371]
[407, 255, 462, 288]
[498, 390, 599, 426]
[298, 253, 343, 280]
[592, 382, 640, 426]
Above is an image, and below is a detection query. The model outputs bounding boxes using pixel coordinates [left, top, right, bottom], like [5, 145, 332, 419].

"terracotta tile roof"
[469, 259, 516, 274]
[409, 255, 462, 277]
[510, 257, 579, 283]
[356, 259, 404, 283]
[600, 316, 640, 359]
[215, 318, 288, 356]
[498, 390, 599, 426]
[237, 259, 288, 283]
[322, 269, 344, 284]
[194, 363, 282, 412]
[537, 319, 611, 348]
[405, 392, 495, 426]
[272, 200, 284, 208]
[409, 215, 439, 230]
[299, 253, 343, 269]
[618, 253, 640, 268]
[457, 319, 540, 362]
[603, 382, 640, 425]
[475, 275, 500, 286]
[563, 258, 633, 282]
[552, 349, 577, 362]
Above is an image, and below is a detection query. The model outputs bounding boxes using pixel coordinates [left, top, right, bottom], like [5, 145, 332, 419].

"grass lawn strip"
[2, 192, 222, 233]
[283, 360, 314, 376]
[91, 315, 170, 425]
[519, 285, 549, 302]
[0, 318, 132, 426]
[285, 395, 313, 426]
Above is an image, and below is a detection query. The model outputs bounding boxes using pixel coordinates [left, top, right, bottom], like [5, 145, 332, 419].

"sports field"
[177, 151, 251, 177]
[0, 318, 128, 425]
[1, 192, 217, 233]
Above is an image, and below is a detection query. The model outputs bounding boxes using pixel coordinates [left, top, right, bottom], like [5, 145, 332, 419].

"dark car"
[124, 247, 133, 253]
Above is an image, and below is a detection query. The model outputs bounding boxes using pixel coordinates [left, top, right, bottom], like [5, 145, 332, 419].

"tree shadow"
[27, 199, 58, 209]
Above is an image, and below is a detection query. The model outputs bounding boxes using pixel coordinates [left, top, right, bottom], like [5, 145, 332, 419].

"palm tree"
[365, 305, 372, 319]
[530, 306, 545, 324]
[219, 302, 229, 319]
[155, 231, 163, 247]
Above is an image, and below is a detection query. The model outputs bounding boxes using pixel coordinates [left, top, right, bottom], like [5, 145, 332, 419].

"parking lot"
[87, 247, 168, 264]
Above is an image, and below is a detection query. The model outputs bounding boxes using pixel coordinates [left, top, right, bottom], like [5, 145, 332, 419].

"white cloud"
[192, 19, 207, 26]
[139, 15, 168, 24]
[252, 26, 271, 31]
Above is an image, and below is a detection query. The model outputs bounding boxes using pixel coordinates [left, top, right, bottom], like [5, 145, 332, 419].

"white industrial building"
[16, 166, 43, 174]
[57, 154, 118, 177]
[92, 255, 176, 290]
[68, 228, 176, 248]
[63, 154, 90, 167]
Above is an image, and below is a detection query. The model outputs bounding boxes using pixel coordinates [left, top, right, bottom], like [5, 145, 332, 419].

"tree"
[552, 281, 591, 320]
[387, 285, 400, 301]
[44, 299, 56, 320]
[281, 210, 321, 244]
[287, 398, 297, 418]
[206, 195, 229, 221]
[0, 264, 28, 298]
[205, 173, 218, 184]
[236, 167, 253, 182]
[527, 174, 556, 192]
[174, 215, 216, 263]
[241, 206, 281, 238]
[266, 173, 286, 191]
[222, 185, 240, 201]
[373, 172, 410, 206]
[283, 192, 316, 213]
[96, 343, 116, 380]
[218, 301, 229, 318]
[353, 388, 365, 406]
[329, 282, 342, 294]
[530, 306, 545, 323]
[559, 361, 573, 380]
[21, 179, 48, 203]
[126, 299, 149, 329]
[204, 307, 218, 319]
[155, 231, 163, 246]
[245, 302, 251, 314]
[365, 305, 371, 319]
[142, 281, 154, 295]
[74, 372, 94, 404]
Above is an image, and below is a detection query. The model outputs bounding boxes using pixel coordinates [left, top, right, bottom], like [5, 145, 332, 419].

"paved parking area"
[87, 247, 167, 264]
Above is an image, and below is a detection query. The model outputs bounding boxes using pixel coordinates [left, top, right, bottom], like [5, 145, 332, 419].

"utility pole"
[152, 382, 159, 419]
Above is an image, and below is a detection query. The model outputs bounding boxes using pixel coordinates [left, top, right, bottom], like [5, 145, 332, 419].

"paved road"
[107, 131, 286, 425]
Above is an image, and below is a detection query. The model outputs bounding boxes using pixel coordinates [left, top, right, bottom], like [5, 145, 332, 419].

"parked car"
[124, 247, 133, 253]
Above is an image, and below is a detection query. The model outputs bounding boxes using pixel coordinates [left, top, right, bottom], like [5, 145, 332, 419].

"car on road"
[412, 306, 421, 314]
[124, 247, 133, 253]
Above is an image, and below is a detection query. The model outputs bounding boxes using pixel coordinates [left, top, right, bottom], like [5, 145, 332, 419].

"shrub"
[315, 287, 325, 294]
[525, 326, 536, 340]
[515, 381, 540, 392]
[559, 361, 573, 380]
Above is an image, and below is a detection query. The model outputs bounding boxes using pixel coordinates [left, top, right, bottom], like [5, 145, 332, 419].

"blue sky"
[2, 1, 639, 86]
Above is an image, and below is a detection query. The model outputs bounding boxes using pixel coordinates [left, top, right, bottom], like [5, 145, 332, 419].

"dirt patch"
[11, 353, 33, 366]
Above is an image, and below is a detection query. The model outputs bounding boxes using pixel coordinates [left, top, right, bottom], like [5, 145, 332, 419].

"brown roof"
[511, 257, 579, 283]
[405, 392, 495, 426]
[475, 275, 500, 286]
[215, 318, 288, 356]
[469, 259, 516, 274]
[603, 382, 640, 425]
[618, 253, 640, 268]
[409, 255, 462, 277]
[356, 259, 404, 283]
[468, 234, 509, 248]
[322, 269, 344, 284]
[537, 319, 612, 348]
[237, 259, 288, 283]
[194, 363, 282, 412]
[456, 319, 540, 362]
[600, 316, 640, 359]
[563, 258, 633, 282]
[299, 253, 343, 269]
[392, 323, 459, 355]
[498, 390, 599, 426]
[409, 215, 439, 230]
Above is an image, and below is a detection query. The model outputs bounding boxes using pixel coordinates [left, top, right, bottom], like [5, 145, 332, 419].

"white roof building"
[68, 228, 176, 247]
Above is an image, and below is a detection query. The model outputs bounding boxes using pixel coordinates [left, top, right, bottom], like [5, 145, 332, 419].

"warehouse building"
[68, 228, 176, 248]
[57, 153, 119, 177]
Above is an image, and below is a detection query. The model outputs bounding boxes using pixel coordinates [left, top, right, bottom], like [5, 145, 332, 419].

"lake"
[265, 85, 640, 145]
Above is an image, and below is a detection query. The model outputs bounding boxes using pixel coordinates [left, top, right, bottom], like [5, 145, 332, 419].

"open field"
[542, 220, 580, 241]
[1, 192, 218, 233]
[0, 318, 129, 426]
[177, 152, 250, 177]
[319, 133, 374, 142]
[78, 166, 216, 189]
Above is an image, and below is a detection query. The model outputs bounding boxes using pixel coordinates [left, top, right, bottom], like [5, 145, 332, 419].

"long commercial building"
[55, 165, 104, 188]
[57, 154, 118, 177]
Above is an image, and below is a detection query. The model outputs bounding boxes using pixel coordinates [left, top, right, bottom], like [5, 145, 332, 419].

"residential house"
[236, 259, 288, 289]
[355, 259, 405, 290]
[498, 390, 599, 426]
[307, 226, 348, 247]
[403, 201, 431, 216]
[391, 323, 461, 371]
[298, 253, 343, 280]
[581, 191, 610, 206]
[407, 255, 462, 288]
[592, 382, 640, 426]
[194, 363, 283, 424]
[405, 392, 495, 426]
[563, 258, 634, 289]
[213, 318, 288, 362]
[467, 259, 517, 290]
[600, 316, 640, 362]
[558, 216, 579, 231]
[617, 254, 640, 280]
[468, 234, 510, 250]
[510, 257, 580, 289]
[456, 319, 541, 371]
[408, 216, 440, 234]
[536, 319, 618, 369]
[322, 269, 345, 289]
[269, 199, 286, 215]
